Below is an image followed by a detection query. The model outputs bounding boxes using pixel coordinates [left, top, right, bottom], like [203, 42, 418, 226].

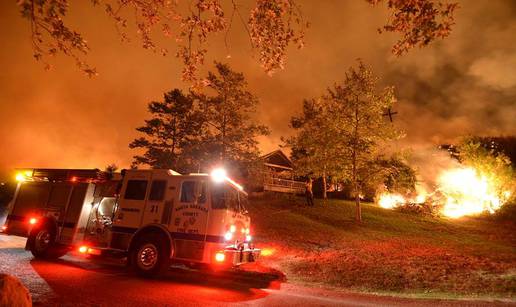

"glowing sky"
[0, 0, 515, 178]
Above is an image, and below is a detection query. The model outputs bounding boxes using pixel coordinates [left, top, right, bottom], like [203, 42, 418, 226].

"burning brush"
[377, 166, 513, 218]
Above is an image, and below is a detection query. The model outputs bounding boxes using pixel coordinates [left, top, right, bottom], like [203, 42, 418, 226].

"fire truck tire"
[27, 225, 67, 259]
[129, 233, 170, 278]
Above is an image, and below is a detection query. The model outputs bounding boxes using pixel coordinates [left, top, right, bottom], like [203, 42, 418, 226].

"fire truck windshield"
[211, 183, 248, 212]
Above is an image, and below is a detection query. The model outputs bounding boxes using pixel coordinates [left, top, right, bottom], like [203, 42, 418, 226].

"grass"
[246, 195, 516, 299]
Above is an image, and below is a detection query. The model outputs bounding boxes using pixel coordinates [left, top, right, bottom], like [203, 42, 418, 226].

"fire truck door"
[172, 180, 209, 237]
[114, 172, 152, 228]
[141, 176, 177, 226]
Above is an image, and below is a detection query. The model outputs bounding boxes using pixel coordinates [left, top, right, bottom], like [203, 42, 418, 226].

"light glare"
[211, 168, 227, 183]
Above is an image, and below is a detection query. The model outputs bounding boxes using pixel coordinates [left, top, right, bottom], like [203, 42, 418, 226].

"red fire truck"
[0, 168, 259, 276]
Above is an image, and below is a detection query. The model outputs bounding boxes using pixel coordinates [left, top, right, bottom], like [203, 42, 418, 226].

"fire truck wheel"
[130, 233, 170, 277]
[28, 226, 67, 259]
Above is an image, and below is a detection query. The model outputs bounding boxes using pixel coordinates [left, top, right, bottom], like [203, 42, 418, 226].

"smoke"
[0, 0, 515, 179]
[407, 146, 461, 193]
[383, 0, 516, 146]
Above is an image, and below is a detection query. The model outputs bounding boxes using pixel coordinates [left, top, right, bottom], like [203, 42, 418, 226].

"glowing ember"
[438, 167, 510, 218]
[260, 248, 275, 257]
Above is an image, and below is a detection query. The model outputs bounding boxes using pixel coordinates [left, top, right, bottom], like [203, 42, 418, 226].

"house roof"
[260, 150, 294, 169]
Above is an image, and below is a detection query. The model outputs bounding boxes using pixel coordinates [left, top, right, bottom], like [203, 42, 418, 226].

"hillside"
[245, 196, 516, 299]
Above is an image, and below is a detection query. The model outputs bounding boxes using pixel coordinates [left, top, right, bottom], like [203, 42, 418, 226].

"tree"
[129, 89, 204, 172]
[327, 60, 402, 222]
[368, 0, 458, 56]
[17, 0, 457, 82]
[458, 138, 515, 205]
[104, 163, 118, 179]
[129, 63, 268, 172]
[17, 0, 306, 83]
[197, 62, 269, 168]
[285, 98, 341, 199]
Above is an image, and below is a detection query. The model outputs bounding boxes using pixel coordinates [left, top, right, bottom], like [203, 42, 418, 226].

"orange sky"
[0, 0, 515, 179]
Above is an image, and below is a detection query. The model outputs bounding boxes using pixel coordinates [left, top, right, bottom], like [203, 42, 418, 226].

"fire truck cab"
[1, 168, 259, 276]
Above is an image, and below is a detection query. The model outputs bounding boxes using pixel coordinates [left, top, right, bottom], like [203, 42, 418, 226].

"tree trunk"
[322, 172, 327, 199]
[355, 187, 362, 223]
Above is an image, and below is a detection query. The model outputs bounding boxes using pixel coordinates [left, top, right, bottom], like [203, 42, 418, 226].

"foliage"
[197, 62, 269, 168]
[17, 1, 458, 83]
[130, 62, 268, 172]
[458, 137, 515, 205]
[469, 136, 516, 166]
[104, 163, 118, 179]
[129, 89, 204, 171]
[367, 0, 458, 56]
[378, 156, 417, 194]
[285, 98, 341, 198]
[326, 60, 403, 222]
[17, 0, 307, 85]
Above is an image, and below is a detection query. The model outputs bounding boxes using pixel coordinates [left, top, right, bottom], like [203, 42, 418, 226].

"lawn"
[245, 195, 516, 299]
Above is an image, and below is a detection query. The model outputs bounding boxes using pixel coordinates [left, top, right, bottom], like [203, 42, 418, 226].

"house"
[252, 150, 305, 194]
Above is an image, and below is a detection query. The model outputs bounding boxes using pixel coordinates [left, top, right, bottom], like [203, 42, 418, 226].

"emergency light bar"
[210, 168, 247, 194]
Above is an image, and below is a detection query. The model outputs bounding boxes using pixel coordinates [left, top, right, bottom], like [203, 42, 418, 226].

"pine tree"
[129, 89, 204, 172]
[197, 62, 269, 169]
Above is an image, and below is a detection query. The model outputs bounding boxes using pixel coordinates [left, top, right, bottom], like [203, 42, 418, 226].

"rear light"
[28, 218, 38, 225]
[215, 252, 225, 262]
[78, 245, 88, 253]
[87, 248, 101, 256]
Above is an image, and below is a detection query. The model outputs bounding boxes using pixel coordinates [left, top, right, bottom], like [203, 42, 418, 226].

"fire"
[260, 248, 275, 257]
[376, 166, 512, 219]
[438, 167, 510, 218]
[378, 193, 406, 209]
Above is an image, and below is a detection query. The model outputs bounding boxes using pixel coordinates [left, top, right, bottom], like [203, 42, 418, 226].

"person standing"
[305, 178, 314, 206]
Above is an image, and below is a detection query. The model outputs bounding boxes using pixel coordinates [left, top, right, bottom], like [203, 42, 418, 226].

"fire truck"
[0, 168, 259, 276]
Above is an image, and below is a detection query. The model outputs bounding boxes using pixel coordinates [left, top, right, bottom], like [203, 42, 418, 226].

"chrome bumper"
[225, 248, 261, 265]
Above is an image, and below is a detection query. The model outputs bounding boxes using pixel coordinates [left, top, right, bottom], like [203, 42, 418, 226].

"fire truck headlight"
[246, 235, 252, 242]
[224, 231, 233, 241]
[78, 246, 88, 254]
[211, 168, 227, 183]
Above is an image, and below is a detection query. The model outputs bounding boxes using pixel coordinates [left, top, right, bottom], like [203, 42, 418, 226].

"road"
[0, 235, 513, 307]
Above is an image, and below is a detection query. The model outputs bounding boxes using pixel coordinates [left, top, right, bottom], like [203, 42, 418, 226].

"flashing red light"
[29, 218, 38, 225]
[78, 245, 88, 253]
[215, 252, 225, 262]
[71, 176, 77, 182]
[87, 248, 101, 256]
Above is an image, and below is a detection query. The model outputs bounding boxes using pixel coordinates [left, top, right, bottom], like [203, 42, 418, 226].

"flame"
[377, 166, 512, 219]
[378, 193, 406, 209]
[438, 167, 510, 218]
[260, 248, 275, 257]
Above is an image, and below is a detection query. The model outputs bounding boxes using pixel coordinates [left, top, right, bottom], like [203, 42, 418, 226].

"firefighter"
[305, 178, 314, 206]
